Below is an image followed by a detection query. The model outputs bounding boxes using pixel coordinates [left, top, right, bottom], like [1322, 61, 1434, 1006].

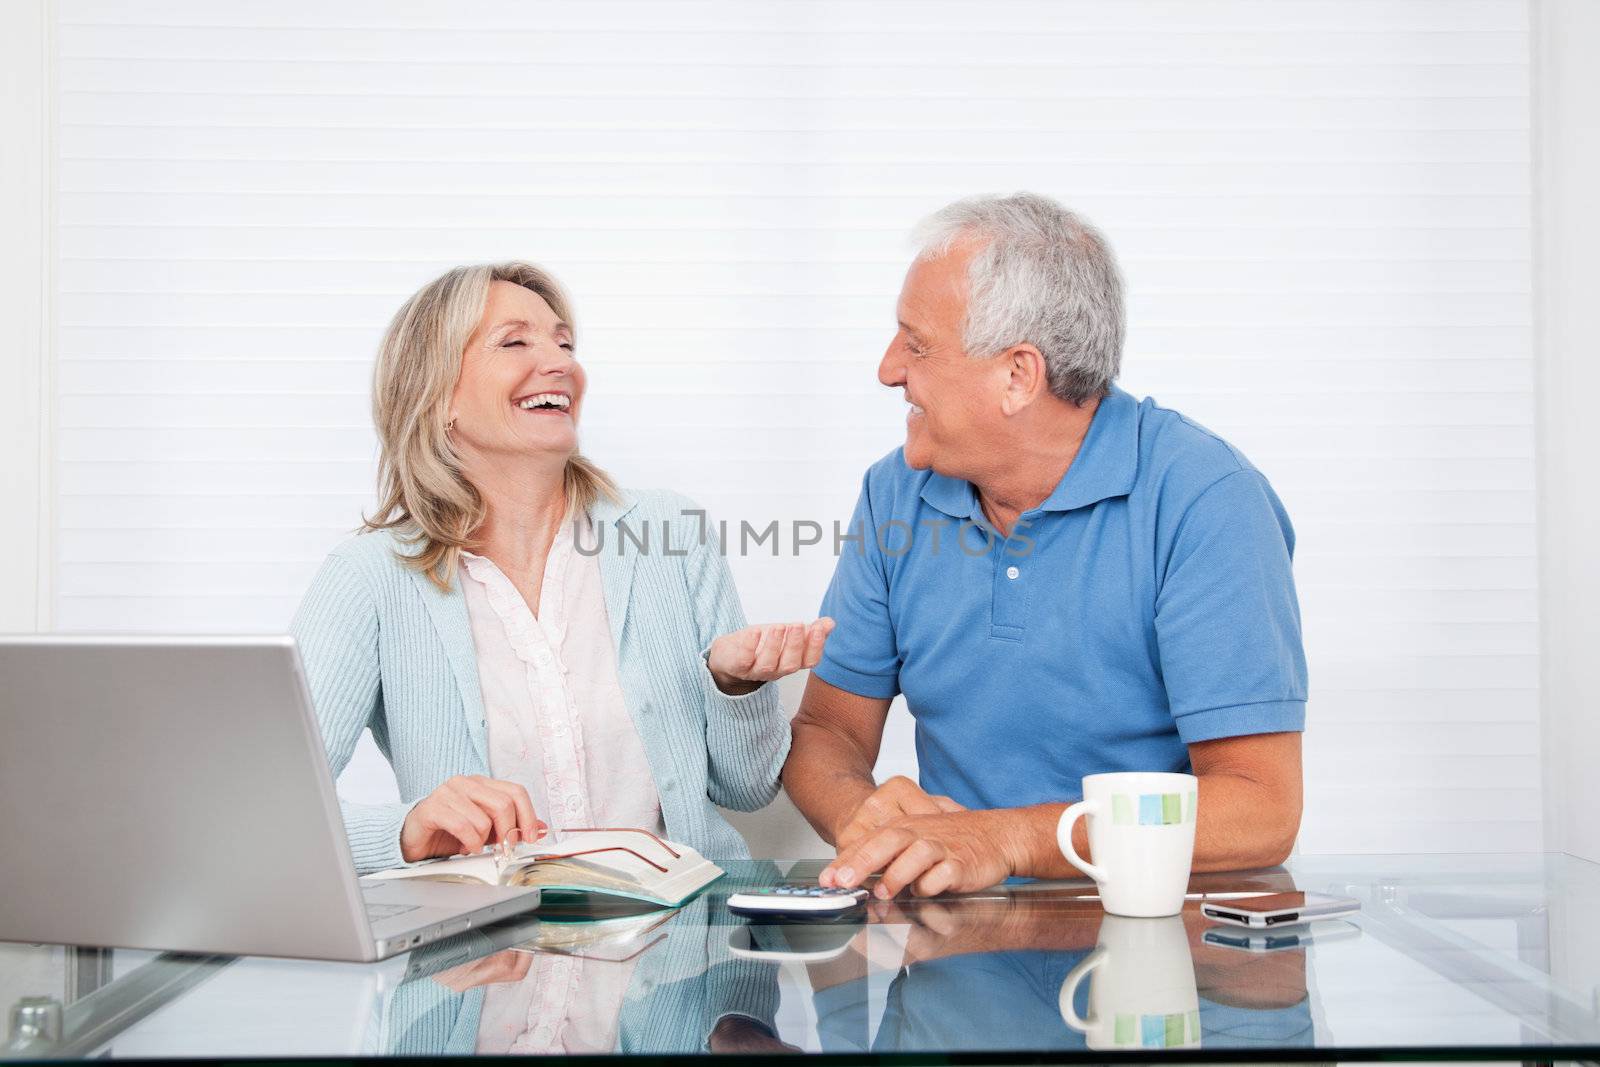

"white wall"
[42, 0, 1543, 855]
[0, 0, 53, 633]
[0, 0, 65, 1014]
[1534, 0, 1600, 865]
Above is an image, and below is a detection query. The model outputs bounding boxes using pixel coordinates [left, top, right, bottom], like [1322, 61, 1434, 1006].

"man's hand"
[819, 808, 1025, 899]
[708, 1015, 800, 1054]
[831, 775, 965, 850]
[866, 896, 1102, 963]
[706, 618, 835, 695]
[867, 897, 965, 962]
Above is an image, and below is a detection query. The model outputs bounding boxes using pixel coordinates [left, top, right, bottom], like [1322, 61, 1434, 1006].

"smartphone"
[1200, 891, 1359, 929]
[1202, 919, 1361, 952]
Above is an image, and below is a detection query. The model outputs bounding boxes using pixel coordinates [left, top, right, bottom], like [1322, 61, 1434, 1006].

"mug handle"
[1058, 946, 1107, 1032]
[1057, 800, 1110, 884]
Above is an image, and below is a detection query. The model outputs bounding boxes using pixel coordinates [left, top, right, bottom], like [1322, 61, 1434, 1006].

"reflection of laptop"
[0, 635, 540, 962]
[101, 916, 553, 1058]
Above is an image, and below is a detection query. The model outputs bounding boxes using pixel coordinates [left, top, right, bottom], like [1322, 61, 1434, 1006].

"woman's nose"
[537, 345, 575, 375]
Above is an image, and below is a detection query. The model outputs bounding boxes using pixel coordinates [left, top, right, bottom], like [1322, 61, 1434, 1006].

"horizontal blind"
[54, 0, 1537, 853]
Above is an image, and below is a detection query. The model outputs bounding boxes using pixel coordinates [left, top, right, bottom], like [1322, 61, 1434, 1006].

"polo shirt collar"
[917, 385, 1140, 519]
[1039, 385, 1140, 512]
[918, 467, 980, 521]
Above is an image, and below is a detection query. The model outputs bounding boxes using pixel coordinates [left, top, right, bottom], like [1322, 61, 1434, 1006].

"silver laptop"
[0, 634, 541, 962]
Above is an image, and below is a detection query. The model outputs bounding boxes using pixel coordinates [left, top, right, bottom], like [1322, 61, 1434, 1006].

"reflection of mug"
[1057, 771, 1198, 917]
[1058, 915, 1200, 1051]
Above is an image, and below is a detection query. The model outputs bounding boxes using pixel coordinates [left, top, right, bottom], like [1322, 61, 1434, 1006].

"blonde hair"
[362, 261, 618, 589]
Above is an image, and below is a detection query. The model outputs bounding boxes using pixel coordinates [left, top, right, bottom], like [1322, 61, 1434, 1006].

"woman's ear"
[999, 343, 1049, 416]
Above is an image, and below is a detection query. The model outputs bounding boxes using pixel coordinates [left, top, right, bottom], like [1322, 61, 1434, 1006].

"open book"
[367, 828, 722, 908]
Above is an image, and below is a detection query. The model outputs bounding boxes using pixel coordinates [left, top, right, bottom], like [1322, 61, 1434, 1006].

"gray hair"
[912, 192, 1124, 405]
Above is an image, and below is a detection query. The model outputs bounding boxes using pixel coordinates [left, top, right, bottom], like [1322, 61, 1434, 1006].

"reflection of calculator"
[728, 922, 862, 962]
[726, 886, 869, 917]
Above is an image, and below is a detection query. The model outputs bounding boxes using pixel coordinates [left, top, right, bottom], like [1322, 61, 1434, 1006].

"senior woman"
[291, 261, 831, 875]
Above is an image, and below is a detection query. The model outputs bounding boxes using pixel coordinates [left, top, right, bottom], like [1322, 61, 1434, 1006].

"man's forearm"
[1188, 769, 1299, 871]
[782, 721, 878, 844]
[1005, 803, 1081, 880]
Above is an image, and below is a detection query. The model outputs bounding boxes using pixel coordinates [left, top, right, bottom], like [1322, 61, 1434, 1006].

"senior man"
[783, 192, 1307, 898]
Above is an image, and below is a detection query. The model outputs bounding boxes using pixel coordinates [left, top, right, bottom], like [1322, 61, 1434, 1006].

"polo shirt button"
[1006, 566, 1020, 580]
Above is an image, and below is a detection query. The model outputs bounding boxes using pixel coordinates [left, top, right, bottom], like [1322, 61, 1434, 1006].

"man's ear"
[999, 343, 1050, 416]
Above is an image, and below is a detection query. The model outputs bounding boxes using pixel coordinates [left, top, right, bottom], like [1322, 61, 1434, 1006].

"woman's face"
[449, 280, 585, 464]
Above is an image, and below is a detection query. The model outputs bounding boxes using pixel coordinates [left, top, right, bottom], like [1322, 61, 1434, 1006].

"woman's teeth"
[516, 394, 570, 411]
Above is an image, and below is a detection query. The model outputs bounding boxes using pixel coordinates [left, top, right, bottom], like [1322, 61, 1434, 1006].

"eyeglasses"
[494, 825, 681, 873]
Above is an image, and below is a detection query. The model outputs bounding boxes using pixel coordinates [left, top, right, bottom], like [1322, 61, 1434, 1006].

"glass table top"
[5, 853, 1600, 1061]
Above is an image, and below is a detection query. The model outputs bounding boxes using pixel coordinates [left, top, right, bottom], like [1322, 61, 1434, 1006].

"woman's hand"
[706, 618, 835, 695]
[431, 949, 532, 992]
[400, 774, 546, 863]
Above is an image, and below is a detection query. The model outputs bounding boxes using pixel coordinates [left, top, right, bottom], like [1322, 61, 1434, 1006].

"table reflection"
[384, 896, 785, 1056]
[807, 892, 1316, 1054]
[31, 855, 1600, 1060]
[382, 876, 1327, 1056]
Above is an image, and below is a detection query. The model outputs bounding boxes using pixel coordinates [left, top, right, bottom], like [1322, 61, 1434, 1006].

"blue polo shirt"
[813, 386, 1307, 811]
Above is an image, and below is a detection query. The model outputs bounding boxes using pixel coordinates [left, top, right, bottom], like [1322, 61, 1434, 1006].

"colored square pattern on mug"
[1110, 791, 1197, 826]
[1113, 1011, 1200, 1049]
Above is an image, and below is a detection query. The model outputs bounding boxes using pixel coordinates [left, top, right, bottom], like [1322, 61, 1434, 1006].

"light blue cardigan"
[290, 489, 789, 873]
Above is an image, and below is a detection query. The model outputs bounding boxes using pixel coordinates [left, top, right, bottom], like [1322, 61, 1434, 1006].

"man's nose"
[878, 345, 905, 388]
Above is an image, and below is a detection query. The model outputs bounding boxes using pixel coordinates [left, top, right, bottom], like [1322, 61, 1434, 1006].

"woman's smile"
[512, 390, 572, 416]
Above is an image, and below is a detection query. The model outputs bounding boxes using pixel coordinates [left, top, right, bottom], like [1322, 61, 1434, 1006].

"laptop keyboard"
[365, 902, 421, 921]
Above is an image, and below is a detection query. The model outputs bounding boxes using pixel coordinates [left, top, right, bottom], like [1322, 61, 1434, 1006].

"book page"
[365, 852, 501, 885]
[504, 858, 642, 894]
[367, 830, 721, 905]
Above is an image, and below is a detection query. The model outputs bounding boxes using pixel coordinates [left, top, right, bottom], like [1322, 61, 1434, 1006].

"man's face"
[878, 241, 1009, 476]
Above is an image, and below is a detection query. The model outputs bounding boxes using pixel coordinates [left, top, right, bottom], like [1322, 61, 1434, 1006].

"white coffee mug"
[1056, 771, 1198, 917]
[1058, 915, 1201, 1051]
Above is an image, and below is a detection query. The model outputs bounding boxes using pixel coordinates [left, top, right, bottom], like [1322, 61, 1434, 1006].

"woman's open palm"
[707, 618, 835, 687]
